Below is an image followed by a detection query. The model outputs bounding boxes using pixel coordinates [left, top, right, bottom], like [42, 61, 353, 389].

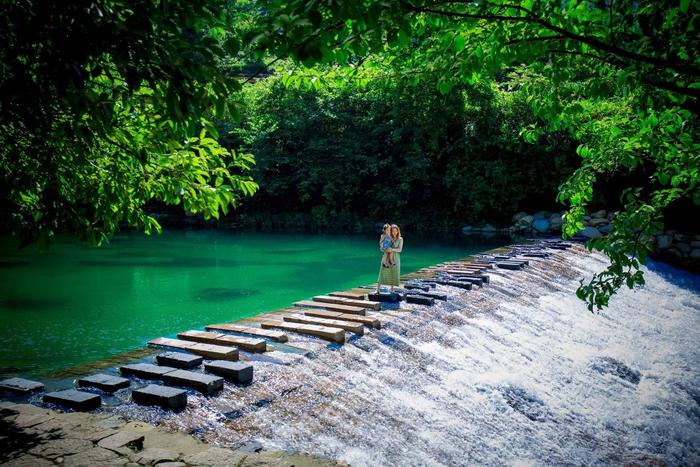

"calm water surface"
[0, 230, 508, 376]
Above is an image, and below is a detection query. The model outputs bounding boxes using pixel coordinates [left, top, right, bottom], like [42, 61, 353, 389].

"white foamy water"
[127, 246, 700, 466]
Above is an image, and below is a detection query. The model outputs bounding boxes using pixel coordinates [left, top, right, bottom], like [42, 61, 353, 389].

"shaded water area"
[0, 230, 508, 377]
[110, 245, 698, 465]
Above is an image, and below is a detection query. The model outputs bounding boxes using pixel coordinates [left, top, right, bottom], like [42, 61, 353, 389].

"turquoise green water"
[0, 230, 508, 376]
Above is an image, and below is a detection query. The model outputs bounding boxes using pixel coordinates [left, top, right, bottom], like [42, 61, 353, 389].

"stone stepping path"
[177, 329, 266, 353]
[302, 309, 382, 329]
[120, 363, 178, 380]
[260, 320, 346, 344]
[204, 361, 254, 384]
[0, 377, 44, 394]
[43, 389, 101, 411]
[293, 300, 366, 315]
[132, 384, 187, 410]
[404, 295, 435, 306]
[147, 337, 239, 360]
[312, 295, 381, 310]
[204, 323, 289, 342]
[284, 314, 365, 335]
[77, 373, 130, 392]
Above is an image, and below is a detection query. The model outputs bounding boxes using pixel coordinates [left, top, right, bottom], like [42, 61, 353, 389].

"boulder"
[588, 218, 609, 227]
[656, 233, 673, 249]
[690, 249, 700, 259]
[482, 224, 497, 232]
[577, 227, 601, 239]
[549, 213, 562, 223]
[517, 215, 534, 226]
[591, 209, 607, 219]
[461, 226, 476, 234]
[533, 210, 551, 219]
[598, 224, 613, 234]
[512, 211, 528, 223]
[676, 242, 691, 254]
[532, 218, 550, 233]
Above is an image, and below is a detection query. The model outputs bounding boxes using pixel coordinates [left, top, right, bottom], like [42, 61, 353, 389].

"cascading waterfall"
[112, 245, 700, 466]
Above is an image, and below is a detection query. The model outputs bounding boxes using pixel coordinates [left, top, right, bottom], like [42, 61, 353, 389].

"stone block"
[77, 374, 130, 392]
[204, 361, 254, 384]
[119, 363, 176, 379]
[155, 352, 203, 369]
[131, 384, 187, 410]
[0, 377, 44, 394]
[43, 389, 101, 411]
[161, 370, 224, 395]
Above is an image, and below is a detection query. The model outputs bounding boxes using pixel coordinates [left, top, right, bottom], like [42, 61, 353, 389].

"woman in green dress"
[376, 224, 403, 293]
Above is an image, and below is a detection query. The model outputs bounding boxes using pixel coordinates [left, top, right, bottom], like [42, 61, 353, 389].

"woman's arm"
[390, 238, 403, 253]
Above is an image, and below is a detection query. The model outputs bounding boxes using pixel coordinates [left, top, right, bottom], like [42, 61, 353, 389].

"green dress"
[378, 237, 403, 286]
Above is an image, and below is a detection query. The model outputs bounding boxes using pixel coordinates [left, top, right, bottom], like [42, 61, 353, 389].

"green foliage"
[251, 0, 700, 310]
[0, 0, 258, 246]
[224, 77, 576, 230]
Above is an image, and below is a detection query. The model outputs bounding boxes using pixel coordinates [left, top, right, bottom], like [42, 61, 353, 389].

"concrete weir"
[131, 384, 187, 410]
[260, 320, 346, 344]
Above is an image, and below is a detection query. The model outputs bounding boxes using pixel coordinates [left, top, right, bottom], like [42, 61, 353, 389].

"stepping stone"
[260, 320, 345, 344]
[312, 295, 381, 310]
[367, 293, 402, 303]
[284, 314, 364, 335]
[404, 283, 430, 292]
[161, 370, 224, 395]
[434, 280, 472, 290]
[43, 389, 101, 411]
[177, 330, 263, 354]
[131, 384, 187, 410]
[77, 374, 130, 392]
[204, 323, 288, 342]
[496, 262, 522, 270]
[0, 377, 44, 394]
[204, 361, 254, 384]
[148, 337, 239, 360]
[329, 291, 367, 299]
[119, 363, 177, 379]
[294, 300, 366, 315]
[302, 309, 382, 329]
[404, 295, 435, 306]
[156, 352, 203, 369]
[453, 277, 485, 287]
[410, 291, 448, 301]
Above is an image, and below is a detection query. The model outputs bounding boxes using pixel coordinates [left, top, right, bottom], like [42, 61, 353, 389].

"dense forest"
[215, 77, 580, 231]
[1, 1, 698, 308]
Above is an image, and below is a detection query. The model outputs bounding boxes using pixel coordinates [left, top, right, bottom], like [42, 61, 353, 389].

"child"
[380, 223, 395, 268]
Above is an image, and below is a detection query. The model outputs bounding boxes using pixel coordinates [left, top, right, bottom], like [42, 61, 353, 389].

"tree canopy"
[1, 0, 698, 310]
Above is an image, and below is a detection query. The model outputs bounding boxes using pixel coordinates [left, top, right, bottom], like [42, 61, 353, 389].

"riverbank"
[0, 401, 340, 466]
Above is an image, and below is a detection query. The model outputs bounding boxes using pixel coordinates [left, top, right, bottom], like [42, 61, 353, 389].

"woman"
[376, 224, 403, 293]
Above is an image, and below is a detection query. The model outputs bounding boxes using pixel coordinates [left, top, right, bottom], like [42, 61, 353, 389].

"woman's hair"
[390, 224, 401, 240]
[382, 223, 390, 231]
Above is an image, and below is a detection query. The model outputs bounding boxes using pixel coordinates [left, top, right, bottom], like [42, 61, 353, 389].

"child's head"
[383, 223, 391, 234]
